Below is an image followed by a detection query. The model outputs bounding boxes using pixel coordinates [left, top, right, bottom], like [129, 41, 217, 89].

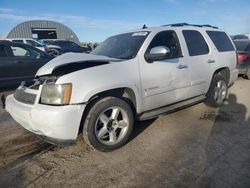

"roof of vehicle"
[0, 40, 12, 44]
[6, 38, 38, 41]
[232, 35, 249, 40]
[39, 39, 69, 42]
[161, 23, 219, 29]
[0, 40, 44, 50]
[122, 23, 221, 36]
[233, 39, 250, 43]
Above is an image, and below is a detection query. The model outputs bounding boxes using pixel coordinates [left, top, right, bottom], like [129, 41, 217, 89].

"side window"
[207, 31, 234, 52]
[0, 45, 8, 57]
[148, 30, 182, 59]
[11, 45, 40, 58]
[183, 30, 209, 56]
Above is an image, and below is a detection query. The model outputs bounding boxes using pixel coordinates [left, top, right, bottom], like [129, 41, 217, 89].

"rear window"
[183, 30, 209, 56]
[233, 41, 248, 51]
[234, 41, 250, 52]
[246, 44, 250, 52]
[207, 31, 234, 52]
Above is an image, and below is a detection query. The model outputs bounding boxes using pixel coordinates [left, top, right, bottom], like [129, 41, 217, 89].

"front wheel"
[205, 73, 228, 107]
[83, 97, 134, 151]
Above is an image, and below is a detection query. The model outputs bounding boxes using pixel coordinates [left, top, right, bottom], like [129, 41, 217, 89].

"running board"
[138, 95, 206, 121]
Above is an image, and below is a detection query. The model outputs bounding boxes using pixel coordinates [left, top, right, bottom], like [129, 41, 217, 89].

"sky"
[0, 0, 250, 42]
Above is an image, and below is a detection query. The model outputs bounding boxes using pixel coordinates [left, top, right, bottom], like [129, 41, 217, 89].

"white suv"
[6, 23, 238, 151]
[6, 38, 45, 52]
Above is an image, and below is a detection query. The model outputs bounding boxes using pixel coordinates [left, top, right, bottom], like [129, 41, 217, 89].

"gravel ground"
[0, 78, 249, 188]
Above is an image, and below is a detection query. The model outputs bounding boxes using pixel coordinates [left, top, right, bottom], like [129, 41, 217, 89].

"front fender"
[81, 83, 142, 113]
[56, 59, 143, 113]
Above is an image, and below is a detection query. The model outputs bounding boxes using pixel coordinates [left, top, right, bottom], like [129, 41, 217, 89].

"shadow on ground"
[199, 94, 250, 188]
[130, 118, 157, 141]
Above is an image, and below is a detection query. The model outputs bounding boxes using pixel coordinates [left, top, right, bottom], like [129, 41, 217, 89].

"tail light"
[237, 52, 248, 68]
[237, 52, 248, 61]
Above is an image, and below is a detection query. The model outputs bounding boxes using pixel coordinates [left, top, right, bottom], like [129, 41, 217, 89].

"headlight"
[40, 83, 72, 105]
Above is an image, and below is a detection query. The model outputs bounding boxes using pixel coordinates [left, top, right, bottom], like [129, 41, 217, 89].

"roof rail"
[162, 23, 218, 29]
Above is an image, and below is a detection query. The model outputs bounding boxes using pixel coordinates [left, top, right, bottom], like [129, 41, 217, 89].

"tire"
[205, 73, 228, 107]
[48, 49, 60, 57]
[83, 97, 134, 152]
[243, 74, 249, 80]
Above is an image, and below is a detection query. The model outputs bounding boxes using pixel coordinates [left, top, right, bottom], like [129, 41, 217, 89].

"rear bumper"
[238, 67, 250, 75]
[229, 69, 239, 85]
[6, 94, 85, 144]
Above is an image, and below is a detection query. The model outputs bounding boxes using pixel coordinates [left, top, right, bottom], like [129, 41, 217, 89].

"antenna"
[142, 24, 147, 29]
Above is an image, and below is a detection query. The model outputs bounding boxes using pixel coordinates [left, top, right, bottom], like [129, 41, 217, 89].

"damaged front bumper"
[6, 85, 85, 145]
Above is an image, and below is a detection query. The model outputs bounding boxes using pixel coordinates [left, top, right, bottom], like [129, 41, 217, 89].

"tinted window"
[183, 30, 209, 56]
[148, 30, 182, 59]
[0, 45, 8, 57]
[12, 40, 24, 43]
[233, 41, 248, 51]
[207, 31, 234, 52]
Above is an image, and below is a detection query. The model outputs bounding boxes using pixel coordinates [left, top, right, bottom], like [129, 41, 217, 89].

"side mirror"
[145, 46, 170, 63]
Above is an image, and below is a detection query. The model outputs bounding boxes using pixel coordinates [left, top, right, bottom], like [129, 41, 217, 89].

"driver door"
[139, 30, 191, 111]
[9, 44, 47, 79]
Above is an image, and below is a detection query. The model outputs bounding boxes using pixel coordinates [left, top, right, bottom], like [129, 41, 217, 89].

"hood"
[36, 52, 121, 76]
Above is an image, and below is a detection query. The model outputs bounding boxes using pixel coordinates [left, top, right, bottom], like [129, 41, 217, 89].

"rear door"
[181, 30, 212, 98]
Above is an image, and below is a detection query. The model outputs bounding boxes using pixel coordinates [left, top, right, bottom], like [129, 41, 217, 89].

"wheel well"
[214, 67, 230, 85]
[78, 88, 137, 134]
[87, 88, 137, 113]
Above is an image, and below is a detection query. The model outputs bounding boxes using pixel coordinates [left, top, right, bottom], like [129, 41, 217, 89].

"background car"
[6, 38, 45, 52]
[39, 39, 91, 57]
[231, 34, 249, 40]
[0, 40, 52, 88]
[233, 39, 250, 79]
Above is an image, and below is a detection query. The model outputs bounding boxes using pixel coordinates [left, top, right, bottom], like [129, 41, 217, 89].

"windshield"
[91, 31, 149, 59]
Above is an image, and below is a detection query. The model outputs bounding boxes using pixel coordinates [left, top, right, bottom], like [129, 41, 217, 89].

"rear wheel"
[205, 73, 228, 107]
[242, 74, 249, 79]
[83, 97, 134, 151]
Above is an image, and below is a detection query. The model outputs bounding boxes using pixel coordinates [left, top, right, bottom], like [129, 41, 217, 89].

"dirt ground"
[0, 78, 249, 188]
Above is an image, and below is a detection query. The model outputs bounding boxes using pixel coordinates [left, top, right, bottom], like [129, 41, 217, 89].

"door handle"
[208, 59, 216, 64]
[178, 64, 188, 69]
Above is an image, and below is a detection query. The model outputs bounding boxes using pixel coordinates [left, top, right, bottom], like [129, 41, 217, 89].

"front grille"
[14, 90, 36, 105]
